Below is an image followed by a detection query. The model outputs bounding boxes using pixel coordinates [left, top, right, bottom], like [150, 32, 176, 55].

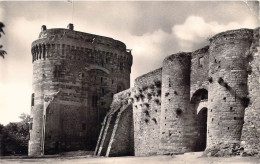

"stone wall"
[95, 68, 162, 157]
[133, 68, 162, 156]
[241, 28, 260, 155]
[190, 46, 209, 97]
[29, 25, 132, 156]
[95, 88, 134, 157]
[107, 105, 134, 156]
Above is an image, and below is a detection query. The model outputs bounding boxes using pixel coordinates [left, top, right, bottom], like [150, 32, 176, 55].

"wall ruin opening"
[195, 107, 208, 151]
[191, 88, 208, 151]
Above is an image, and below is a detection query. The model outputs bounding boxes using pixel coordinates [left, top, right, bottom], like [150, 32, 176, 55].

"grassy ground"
[0, 152, 259, 164]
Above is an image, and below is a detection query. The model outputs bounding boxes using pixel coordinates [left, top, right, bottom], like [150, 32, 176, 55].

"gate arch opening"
[196, 107, 208, 151]
[191, 88, 208, 151]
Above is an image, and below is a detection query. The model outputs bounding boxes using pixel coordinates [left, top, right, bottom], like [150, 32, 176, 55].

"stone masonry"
[28, 24, 132, 156]
[96, 27, 260, 157]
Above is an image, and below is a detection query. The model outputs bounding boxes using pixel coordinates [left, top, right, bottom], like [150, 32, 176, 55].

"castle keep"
[28, 24, 132, 156]
[95, 27, 260, 157]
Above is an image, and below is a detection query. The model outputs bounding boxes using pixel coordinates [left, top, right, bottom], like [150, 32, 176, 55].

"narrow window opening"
[102, 88, 105, 95]
[120, 62, 123, 71]
[92, 95, 98, 107]
[29, 122, 33, 130]
[199, 57, 204, 68]
[31, 93, 35, 106]
[54, 65, 62, 77]
[82, 123, 86, 130]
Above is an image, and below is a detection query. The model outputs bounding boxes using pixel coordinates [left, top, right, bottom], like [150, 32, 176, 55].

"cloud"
[0, 1, 259, 125]
[172, 15, 258, 50]
[0, 5, 3, 21]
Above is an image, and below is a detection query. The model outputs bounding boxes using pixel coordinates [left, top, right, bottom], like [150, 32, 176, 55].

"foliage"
[0, 22, 6, 59]
[0, 113, 30, 155]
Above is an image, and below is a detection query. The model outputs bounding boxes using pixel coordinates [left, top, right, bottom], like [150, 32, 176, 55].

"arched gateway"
[191, 89, 208, 151]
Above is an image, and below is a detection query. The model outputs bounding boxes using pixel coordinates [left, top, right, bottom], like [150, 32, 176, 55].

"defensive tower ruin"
[28, 24, 132, 156]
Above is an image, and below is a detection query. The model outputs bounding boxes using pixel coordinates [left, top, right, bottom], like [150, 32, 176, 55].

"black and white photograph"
[0, 0, 259, 163]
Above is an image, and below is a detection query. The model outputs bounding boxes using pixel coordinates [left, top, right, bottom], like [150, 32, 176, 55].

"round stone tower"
[29, 24, 132, 156]
[159, 52, 197, 154]
[207, 29, 253, 150]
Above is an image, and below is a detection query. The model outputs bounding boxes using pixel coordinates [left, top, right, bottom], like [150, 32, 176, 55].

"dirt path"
[0, 152, 260, 164]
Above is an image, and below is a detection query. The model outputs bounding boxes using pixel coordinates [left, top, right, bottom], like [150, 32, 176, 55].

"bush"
[1, 113, 30, 155]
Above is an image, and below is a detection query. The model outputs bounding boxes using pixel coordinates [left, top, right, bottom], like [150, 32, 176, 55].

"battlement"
[35, 25, 126, 49]
[31, 24, 132, 64]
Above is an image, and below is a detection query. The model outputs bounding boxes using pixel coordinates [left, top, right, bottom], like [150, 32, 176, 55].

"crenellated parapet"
[31, 27, 132, 69]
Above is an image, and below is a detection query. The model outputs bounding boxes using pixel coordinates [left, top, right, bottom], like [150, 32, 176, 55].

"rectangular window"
[102, 88, 105, 95]
[199, 57, 204, 68]
[54, 65, 62, 77]
[29, 122, 33, 130]
[43, 46, 46, 59]
[92, 95, 98, 107]
[31, 93, 35, 106]
[82, 123, 86, 130]
[120, 62, 123, 70]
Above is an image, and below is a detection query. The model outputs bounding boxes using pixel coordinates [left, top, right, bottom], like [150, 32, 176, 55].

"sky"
[0, 1, 259, 125]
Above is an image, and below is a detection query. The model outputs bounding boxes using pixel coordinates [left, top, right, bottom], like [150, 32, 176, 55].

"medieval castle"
[29, 24, 260, 157]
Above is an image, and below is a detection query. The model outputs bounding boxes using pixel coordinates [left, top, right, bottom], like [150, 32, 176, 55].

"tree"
[0, 22, 6, 59]
[1, 113, 30, 155]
